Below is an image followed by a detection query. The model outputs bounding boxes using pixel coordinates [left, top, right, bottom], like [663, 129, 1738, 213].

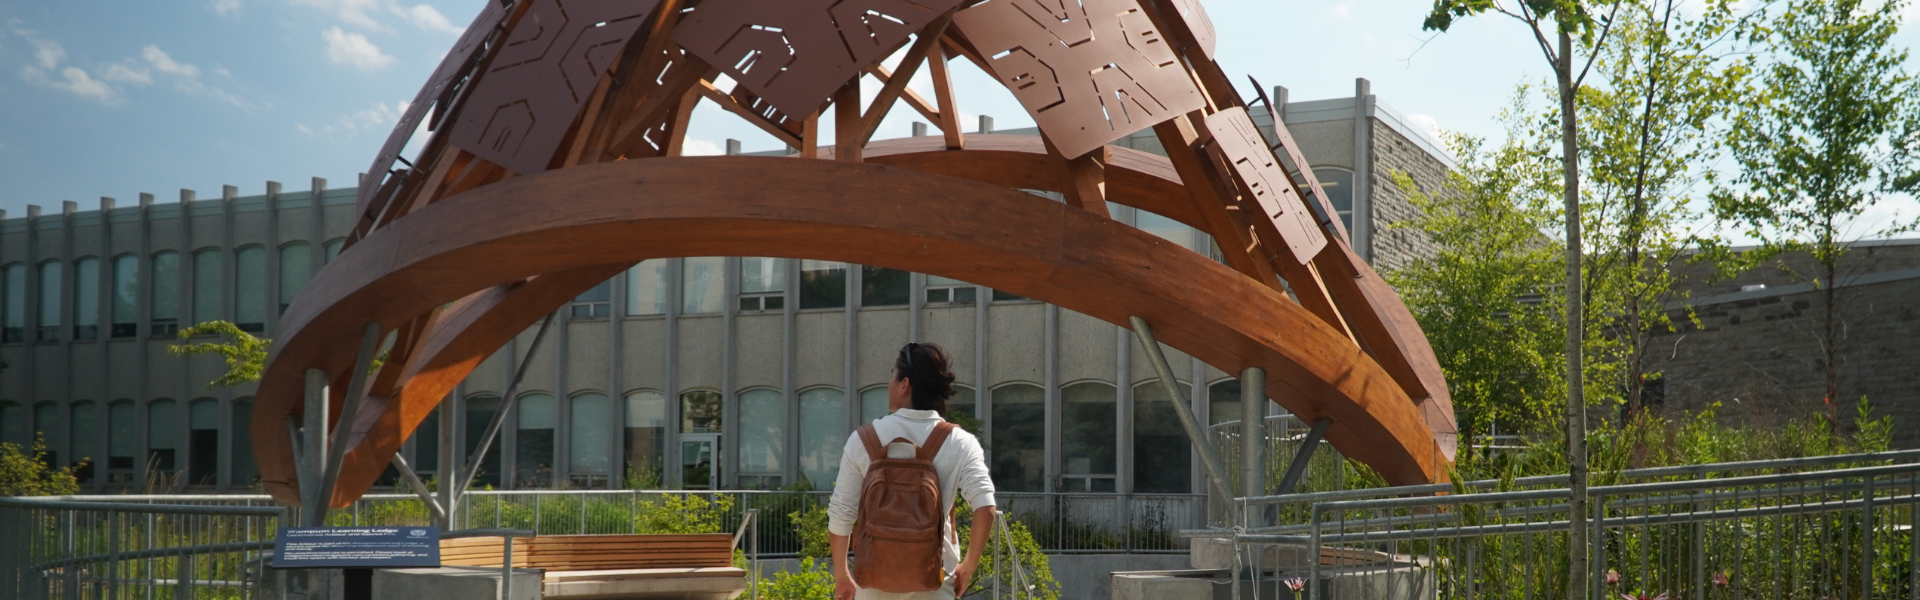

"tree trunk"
[1823, 249, 1839, 431]
[1559, 28, 1591, 599]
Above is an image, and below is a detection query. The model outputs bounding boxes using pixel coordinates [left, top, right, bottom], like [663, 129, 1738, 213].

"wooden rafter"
[928, 40, 964, 150]
[693, 79, 804, 148]
[858, 11, 955, 144]
[863, 64, 943, 127]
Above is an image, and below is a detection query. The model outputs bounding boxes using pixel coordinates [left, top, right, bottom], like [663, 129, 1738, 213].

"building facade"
[0, 82, 1454, 495]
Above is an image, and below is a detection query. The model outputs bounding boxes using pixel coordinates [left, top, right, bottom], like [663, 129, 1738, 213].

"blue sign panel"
[274, 526, 442, 569]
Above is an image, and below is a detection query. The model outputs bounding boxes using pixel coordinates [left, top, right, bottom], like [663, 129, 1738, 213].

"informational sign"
[274, 526, 442, 569]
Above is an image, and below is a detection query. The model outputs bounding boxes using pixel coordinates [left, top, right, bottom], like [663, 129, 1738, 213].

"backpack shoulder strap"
[856, 424, 887, 462]
[917, 422, 958, 461]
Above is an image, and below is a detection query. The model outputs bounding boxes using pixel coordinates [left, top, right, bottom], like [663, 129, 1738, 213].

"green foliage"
[623, 462, 662, 490]
[634, 493, 736, 534]
[0, 436, 81, 496]
[789, 501, 832, 560]
[780, 498, 1058, 600]
[757, 557, 838, 600]
[168, 321, 271, 388]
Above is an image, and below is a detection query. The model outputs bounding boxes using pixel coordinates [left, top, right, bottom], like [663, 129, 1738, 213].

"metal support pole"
[1127, 316, 1236, 502]
[391, 454, 449, 529]
[1274, 418, 1332, 496]
[301, 369, 330, 526]
[500, 536, 513, 600]
[459, 314, 557, 501]
[439, 403, 458, 526]
[316, 323, 386, 524]
[1240, 367, 1265, 499]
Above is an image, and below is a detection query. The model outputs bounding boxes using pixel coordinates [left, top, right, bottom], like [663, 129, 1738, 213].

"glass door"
[680, 434, 720, 490]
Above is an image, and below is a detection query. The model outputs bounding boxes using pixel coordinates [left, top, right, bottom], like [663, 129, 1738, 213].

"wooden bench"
[441, 534, 746, 600]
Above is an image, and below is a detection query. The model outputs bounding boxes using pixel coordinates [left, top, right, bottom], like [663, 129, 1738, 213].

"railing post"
[175, 550, 192, 599]
[500, 535, 513, 600]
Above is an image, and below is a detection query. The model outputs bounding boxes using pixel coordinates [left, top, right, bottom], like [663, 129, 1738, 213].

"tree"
[0, 436, 81, 496]
[168, 321, 271, 388]
[1712, 0, 1920, 428]
[1424, 0, 1625, 588]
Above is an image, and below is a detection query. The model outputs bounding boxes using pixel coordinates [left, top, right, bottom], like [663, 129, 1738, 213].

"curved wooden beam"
[255, 157, 1446, 506]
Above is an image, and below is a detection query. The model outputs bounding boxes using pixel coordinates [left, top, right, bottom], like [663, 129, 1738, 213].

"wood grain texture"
[254, 157, 1446, 507]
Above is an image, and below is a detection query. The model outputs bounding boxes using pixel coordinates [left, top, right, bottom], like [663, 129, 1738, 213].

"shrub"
[0, 436, 80, 496]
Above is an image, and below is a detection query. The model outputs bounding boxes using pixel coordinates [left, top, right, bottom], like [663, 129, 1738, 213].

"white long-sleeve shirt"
[827, 408, 997, 574]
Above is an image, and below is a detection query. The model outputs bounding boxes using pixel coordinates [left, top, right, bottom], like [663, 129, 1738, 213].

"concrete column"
[135, 193, 153, 488]
[663, 258, 682, 487]
[21, 205, 39, 421]
[1351, 78, 1374, 261]
[1043, 304, 1058, 493]
[720, 257, 738, 487]
[606, 267, 625, 489]
[782, 258, 799, 487]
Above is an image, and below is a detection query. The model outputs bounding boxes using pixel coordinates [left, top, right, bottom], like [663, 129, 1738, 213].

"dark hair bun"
[896, 342, 956, 416]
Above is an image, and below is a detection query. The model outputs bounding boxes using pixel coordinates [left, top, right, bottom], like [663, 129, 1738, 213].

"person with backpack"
[828, 342, 997, 600]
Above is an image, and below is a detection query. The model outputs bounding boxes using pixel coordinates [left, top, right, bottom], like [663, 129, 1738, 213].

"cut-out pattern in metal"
[675, 0, 968, 120]
[953, 0, 1205, 159]
[1163, 0, 1215, 58]
[449, 0, 659, 175]
[354, 0, 511, 217]
[1205, 107, 1325, 262]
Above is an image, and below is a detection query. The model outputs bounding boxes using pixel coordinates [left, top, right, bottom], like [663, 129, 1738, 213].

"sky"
[0, 0, 1914, 237]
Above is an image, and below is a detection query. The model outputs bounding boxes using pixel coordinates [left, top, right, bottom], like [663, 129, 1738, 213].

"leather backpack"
[851, 421, 956, 593]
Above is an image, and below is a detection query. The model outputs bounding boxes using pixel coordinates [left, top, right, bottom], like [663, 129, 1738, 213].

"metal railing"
[1206, 454, 1920, 600]
[0, 496, 290, 600]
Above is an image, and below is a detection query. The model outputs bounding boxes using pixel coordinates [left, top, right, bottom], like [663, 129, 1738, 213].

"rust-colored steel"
[257, 0, 1457, 507]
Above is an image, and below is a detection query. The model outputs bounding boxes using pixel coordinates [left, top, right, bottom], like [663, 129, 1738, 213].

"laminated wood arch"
[255, 0, 1457, 507]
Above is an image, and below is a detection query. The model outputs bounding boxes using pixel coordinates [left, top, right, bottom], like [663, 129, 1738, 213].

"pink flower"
[1284, 577, 1305, 592]
[1606, 570, 1621, 586]
[1712, 572, 1729, 587]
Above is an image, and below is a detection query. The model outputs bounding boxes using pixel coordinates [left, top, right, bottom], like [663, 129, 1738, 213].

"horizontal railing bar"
[76, 576, 248, 588]
[30, 540, 275, 571]
[443, 528, 537, 539]
[0, 497, 288, 516]
[1294, 493, 1920, 546]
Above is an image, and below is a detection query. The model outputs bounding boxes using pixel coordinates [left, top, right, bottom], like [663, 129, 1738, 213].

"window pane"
[860, 387, 890, 423]
[516, 393, 556, 488]
[990, 384, 1045, 492]
[38, 261, 61, 328]
[413, 408, 441, 474]
[3, 264, 25, 342]
[70, 402, 95, 482]
[740, 257, 785, 294]
[192, 250, 221, 325]
[279, 244, 312, 311]
[231, 399, 256, 485]
[680, 389, 721, 433]
[108, 402, 136, 469]
[324, 239, 344, 263]
[112, 256, 138, 328]
[1, 404, 25, 446]
[624, 391, 666, 488]
[860, 266, 909, 307]
[148, 400, 178, 472]
[235, 247, 266, 329]
[464, 395, 501, 488]
[570, 393, 611, 478]
[798, 388, 846, 489]
[188, 399, 219, 485]
[1315, 168, 1354, 237]
[1135, 210, 1194, 251]
[682, 257, 724, 314]
[925, 274, 969, 287]
[150, 253, 179, 320]
[1061, 383, 1116, 477]
[1133, 382, 1192, 493]
[575, 279, 611, 303]
[34, 404, 63, 467]
[1208, 380, 1241, 426]
[626, 260, 669, 316]
[799, 260, 846, 309]
[73, 259, 99, 330]
[949, 386, 977, 423]
[738, 389, 785, 474]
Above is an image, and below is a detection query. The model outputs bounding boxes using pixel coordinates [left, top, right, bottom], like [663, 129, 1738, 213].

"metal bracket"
[1275, 418, 1333, 496]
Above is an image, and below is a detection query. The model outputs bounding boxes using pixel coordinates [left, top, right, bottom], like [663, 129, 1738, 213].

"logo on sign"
[410, 529, 429, 538]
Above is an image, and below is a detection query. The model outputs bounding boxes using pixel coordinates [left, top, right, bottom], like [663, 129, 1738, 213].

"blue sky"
[0, 0, 1913, 235]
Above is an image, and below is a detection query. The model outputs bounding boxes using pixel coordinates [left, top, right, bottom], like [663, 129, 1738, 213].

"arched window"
[680, 389, 722, 433]
[150, 252, 180, 337]
[859, 386, 890, 423]
[1207, 379, 1280, 427]
[679, 389, 723, 489]
[37, 261, 61, 342]
[949, 385, 978, 422]
[107, 401, 136, 479]
[231, 398, 256, 486]
[72, 258, 99, 340]
[991, 384, 1045, 492]
[191, 249, 222, 326]
[278, 243, 312, 314]
[188, 398, 219, 485]
[412, 406, 441, 476]
[323, 239, 344, 264]
[463, 394, 502, 487]
[111, 255, 138, 338]
[0, 402, 24, 446]
[1313, 167, 1355, 236]
[2, 263, 24, 343]
[69, 401, 96, 483]
[1061, 382, 1117, 492]
[682, 257, 724, 314]
[624, 391, 666, 488]
[797, 387, 846, 489]
[736, 388, 785, 488]
[147, 400, 178, 473]
[515, 393, 556, 488]
[234, 247, 266, 332]
[626, 260, 669, 316]
[1132, 381, 1192, 493]
[34, 402, 63, 467]
[568, 392, 611, 487]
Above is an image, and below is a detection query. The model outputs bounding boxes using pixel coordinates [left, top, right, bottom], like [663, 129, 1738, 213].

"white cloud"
[211, 0, 242, 16]
[1329, 2, 1354, 19]
[298, 100, 409, 139]
[1405, 113, 1442, 143]
[323, 27, 395, 71]
[28, 36, 63, 70]
[101, 63, 152, 84]
[682, 139, 723, 156]
[400, 4, 461, 34]
[295, 0, 463, 34]
[22, 65, 118, 103]
[294, 0, 389, 31]
[143, 46, 200, 77]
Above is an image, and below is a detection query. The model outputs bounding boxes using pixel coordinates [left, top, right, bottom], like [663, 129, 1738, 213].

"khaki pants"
[853, 573, 958, 600]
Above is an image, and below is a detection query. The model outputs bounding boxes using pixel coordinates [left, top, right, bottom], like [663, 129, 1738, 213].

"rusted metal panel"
[953, 0, 1205, 159]
[1205, 107, 1326, 263]
[449, 0, 660, 175]
[673, 0, 968, 121]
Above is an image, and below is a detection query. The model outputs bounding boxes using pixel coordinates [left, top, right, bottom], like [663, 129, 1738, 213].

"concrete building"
[0, 81, 1454, 497]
